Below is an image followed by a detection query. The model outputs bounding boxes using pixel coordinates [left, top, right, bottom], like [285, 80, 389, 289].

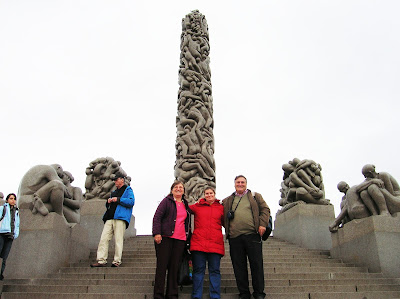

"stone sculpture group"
[17, 164, 83, 224]
[278, 158, 331, 215]
[329, 164, 400, 232]
[174, 10, 216, 203]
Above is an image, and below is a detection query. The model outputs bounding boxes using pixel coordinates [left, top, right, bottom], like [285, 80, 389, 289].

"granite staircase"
[1, 235, 400, 299]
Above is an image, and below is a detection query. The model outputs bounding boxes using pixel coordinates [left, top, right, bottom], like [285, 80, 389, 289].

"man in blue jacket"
[91, 174, 135, 267]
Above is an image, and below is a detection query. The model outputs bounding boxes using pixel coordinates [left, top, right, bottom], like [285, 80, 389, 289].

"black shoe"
[111, 263, 120, 267]
[90, 262, 107, 267]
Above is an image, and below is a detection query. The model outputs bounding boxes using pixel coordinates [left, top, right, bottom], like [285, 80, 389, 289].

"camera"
[227, 210, 235, 220]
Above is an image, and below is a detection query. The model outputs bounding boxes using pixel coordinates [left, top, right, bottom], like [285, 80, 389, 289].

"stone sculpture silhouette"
[62, 171, 83, 224]
[278, 158, 330, 214]
[84, 157, 130, 200]
[17, 164, 82, 223]
[330, 164, 400, 232]
[175, 10, 216, 203]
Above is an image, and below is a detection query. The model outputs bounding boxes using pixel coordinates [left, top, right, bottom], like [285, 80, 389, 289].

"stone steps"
[1, 235, 400, 298]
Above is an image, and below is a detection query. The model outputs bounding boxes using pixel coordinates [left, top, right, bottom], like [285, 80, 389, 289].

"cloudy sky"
[1, 0, 399, 235]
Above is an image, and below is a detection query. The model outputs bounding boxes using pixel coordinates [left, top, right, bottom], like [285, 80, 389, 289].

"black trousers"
[154, 237, 185, 299]
[0, 235, 13, 277]
[228, 233, 265, 299]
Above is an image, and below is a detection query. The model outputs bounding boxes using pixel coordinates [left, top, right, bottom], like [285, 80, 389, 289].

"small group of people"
[0, 193, 20, 280]
[88, 173, 270, 298]
[152, 175, 270, 299]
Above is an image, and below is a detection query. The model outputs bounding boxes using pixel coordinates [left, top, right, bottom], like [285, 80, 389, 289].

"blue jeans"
[192, 251, 222, 299]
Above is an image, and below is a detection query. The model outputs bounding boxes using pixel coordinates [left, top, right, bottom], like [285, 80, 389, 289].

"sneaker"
[90, 262, 107, 267]
[111, 263, 120, 267]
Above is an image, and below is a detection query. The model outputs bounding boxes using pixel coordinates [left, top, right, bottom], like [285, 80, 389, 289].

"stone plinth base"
[331, 214, 400, 278]
[80, 199, 136, 249]
[274, 204, 335, 250]
[5, 210, 89, 279]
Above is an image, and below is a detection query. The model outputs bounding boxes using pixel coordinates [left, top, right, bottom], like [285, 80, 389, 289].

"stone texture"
[2, 236, 400, 298]
[17, 164, 83, 224]
[278, 158, 331, 215]
[4, 209, 89, 279]
[274, 204, 335, 250]
[331, 214, 400, 278]
[174, 10, 216, 203]
[84, 157, 130, 200]
[80, 199, 136, 250]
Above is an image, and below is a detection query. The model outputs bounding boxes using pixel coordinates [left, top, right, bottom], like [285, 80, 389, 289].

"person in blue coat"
[90, 174, 135, 267]
[0, 193, 20, 280]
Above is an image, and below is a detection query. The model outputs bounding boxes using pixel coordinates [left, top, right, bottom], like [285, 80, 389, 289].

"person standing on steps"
[223, 175, 270, 299]
[0, 193, 20, 280]
[152, 181, 191, 299]
[189, 186, 224, 299]
[90, 174, 135, 268]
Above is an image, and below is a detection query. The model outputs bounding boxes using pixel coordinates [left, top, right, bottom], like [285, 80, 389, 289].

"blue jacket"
[0, 203, 20, 239]
[104, 186, 135, 227]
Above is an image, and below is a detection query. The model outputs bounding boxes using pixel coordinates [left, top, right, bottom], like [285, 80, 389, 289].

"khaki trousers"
[96, 219, 126, 265]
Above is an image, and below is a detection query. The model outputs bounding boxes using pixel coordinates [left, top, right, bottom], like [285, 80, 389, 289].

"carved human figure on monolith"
[17, 164, 74, 222]
[175, 10, 216, 203]
[278, 158, 330, 214]
[84, 157, 130, 200]
[330, 164, 400, 232]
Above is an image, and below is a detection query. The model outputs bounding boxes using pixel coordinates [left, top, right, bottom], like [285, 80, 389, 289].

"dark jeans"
[0, 234, 14, 277]
[154, 237, 185, 299]
[228, 233, 265, 299]
[192, 251, 222, 299]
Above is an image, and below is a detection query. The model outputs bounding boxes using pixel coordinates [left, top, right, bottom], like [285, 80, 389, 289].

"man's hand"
[107, 197, 117, 204]
[258, 226, 266, 236]
[154, 234, 162, 244]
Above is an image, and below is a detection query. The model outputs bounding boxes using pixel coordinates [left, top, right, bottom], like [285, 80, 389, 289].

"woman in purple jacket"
[152, 181, 191, 299]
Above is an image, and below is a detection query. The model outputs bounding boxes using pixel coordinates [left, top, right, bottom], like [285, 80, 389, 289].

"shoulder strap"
[0, 204, 7, 221]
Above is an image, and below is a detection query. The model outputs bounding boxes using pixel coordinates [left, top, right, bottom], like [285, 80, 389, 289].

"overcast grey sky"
[1, 0, 399, 235]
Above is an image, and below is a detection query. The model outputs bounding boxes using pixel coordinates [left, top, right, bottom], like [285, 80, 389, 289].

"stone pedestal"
[274, 204, 335, 250]
[5, 210, 89, 279]
[331, 214, 400, 278]
[80, 199, 136, 249]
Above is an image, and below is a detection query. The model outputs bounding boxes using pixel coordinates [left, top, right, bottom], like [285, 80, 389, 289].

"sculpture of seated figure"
[18, 164, 71, 219]
[356, 164, 400, 216]
[330, 166, 400, 232]
[329, 181, 371, 232]
[62, 171, 83, 224]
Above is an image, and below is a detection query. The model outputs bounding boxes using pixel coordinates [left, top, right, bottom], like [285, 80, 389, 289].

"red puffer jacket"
[189, 198, 225, 256]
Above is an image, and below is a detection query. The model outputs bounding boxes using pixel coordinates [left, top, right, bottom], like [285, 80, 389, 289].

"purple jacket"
[152, 194, 191, 239]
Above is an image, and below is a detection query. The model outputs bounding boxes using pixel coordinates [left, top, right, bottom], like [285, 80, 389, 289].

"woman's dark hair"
[6, 193, 17, 202]
[170, 181, 185, 194]
[204, 186, 216, 195]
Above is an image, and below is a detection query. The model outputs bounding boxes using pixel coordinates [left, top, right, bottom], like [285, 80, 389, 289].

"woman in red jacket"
[189, 187, 224, 299]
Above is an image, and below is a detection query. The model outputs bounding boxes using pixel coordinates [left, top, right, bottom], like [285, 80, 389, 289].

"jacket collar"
[198, 198, 220, 205]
